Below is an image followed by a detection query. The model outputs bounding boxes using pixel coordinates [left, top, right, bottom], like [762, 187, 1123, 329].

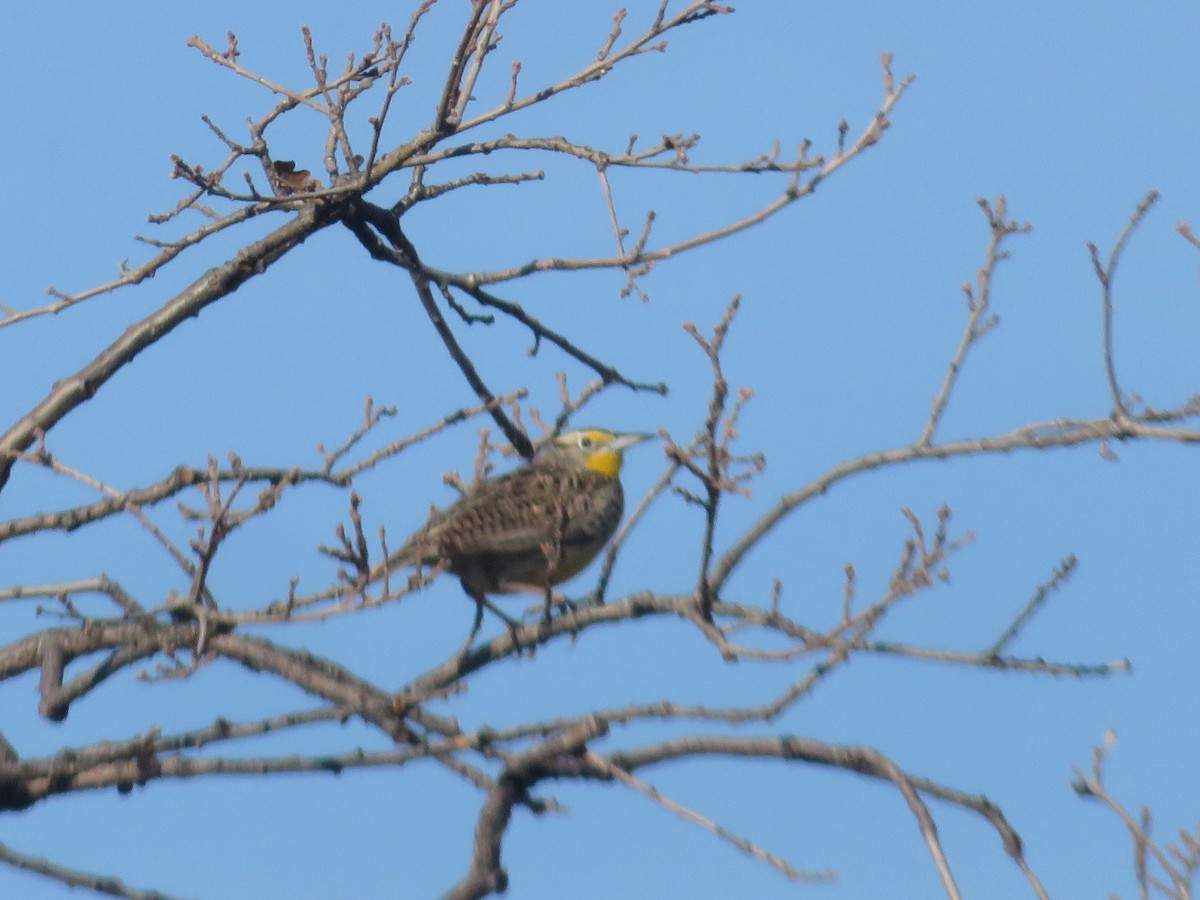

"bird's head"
[543, 428, 654, 477]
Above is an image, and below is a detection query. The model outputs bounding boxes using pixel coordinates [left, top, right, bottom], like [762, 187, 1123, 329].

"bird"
[390, 428, 652, 611]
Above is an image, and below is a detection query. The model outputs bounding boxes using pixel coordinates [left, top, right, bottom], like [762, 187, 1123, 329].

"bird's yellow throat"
[583, 447, 623, 477]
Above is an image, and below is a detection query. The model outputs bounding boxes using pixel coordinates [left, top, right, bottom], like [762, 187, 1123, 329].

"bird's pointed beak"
[610, 432, 654, 452]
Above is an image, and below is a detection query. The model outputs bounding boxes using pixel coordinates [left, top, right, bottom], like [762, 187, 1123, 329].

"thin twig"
[985, 555, 1078, 657]
[1087, 191, 1160, 418]
[586, 752, 832, 883]
[0, 841, 181, 900]
[339, 201, 534, 458]
[710, 410, 1200, 592]
[920, 196, 1030, 445]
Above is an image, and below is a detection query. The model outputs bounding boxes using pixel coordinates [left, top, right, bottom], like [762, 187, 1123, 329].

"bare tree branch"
[0, 841, 182, 900]
[0, 205, 342, 493]
[1, 7, 1195, 899]
[1087, 190, 1161, 418]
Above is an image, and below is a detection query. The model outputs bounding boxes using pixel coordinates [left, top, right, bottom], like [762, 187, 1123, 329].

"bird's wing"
[390, 467, 548, 561]
[440, 467, 575, 555]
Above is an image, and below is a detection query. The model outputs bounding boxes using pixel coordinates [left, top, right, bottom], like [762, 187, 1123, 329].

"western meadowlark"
[391, 428, 652, 608]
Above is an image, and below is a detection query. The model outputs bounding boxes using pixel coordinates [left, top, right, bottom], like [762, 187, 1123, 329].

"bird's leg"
[533, 590, 578, 613]
[453, 593, 486, 661]
[458, 578, 523, 653]
[482, 595, 521, 634]
[493, 600, 524, 654]
[541, 582, 554, 626]
[551, 592, 582, 639]
[519, 588, 577, 621]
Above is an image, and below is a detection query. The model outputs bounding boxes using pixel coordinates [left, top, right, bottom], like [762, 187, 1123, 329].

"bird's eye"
[578, 434, 593, 448]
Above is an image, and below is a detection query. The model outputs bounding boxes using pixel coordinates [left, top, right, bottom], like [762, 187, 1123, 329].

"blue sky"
[2, 2, 1199, 898]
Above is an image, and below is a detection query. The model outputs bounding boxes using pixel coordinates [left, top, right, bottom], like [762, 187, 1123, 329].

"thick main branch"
[0, 204, 342, 494]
